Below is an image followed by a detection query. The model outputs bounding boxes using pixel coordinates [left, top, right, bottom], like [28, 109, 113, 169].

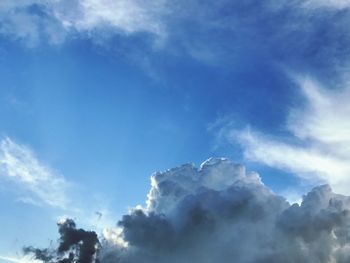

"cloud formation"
[2, 0, 350, 73]
[229, 76, 350, 195]
[0, 0, 166, 45]
[105, 159, 350, 262]
[26, 158, 350, 263]
[24, 219, 99, 263]
[0, 255, 40, 263]
[305, 0, 350, 9]
[0, 137, 69, 208]
[0, 137, 122, 262]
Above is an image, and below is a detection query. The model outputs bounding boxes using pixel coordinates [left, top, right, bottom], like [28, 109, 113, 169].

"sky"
[1, 0, 350, 262]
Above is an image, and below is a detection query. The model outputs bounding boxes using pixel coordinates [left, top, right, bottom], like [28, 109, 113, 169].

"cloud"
[64, 0, 166, 35]
[0, 1, 66, 46]
[0, 255, 41, 263]
[0, 0, 167, 46]
[99, 159, 350, 262]
[0, 137, 123, 256]
[1, 0, 350, 74]
[304, 0, 350, 9]
[150, 0, 350, 75]
[0, 137, 70, 208]
[24, 219, 99, 263]
[25, 158, 350, 262]
[224, 76, 350, 195]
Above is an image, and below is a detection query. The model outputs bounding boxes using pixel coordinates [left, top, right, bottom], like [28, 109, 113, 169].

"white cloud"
[230, 76, 350, 195]
[97, 159, 350, 262]
[67, 0, 166, 35]
[304, 0, 350, 9]
[0, 0, 167, 45]
[0, 137, 70, 208]
[0, 137, 123, 255]
[146, 157, 263, 215]
[0, 255, 41, 263]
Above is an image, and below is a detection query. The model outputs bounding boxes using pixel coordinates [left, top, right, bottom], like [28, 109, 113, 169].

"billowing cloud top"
[106, 159, 350, 262]
[26, 158, 350, 263]
[108, 158, 350, 263]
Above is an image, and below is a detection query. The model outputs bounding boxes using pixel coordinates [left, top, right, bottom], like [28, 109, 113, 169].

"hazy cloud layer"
[0, 0, 167, 46]
[26, 158, 350, 263]
[2, 0, 350, 77]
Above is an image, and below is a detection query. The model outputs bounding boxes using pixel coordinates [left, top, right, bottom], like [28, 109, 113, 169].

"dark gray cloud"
[25, 158, 350, 262]
[98, 158, 350, 263]
[24, 219, 100, 263]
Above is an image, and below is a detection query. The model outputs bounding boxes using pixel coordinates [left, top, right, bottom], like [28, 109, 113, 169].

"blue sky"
[1, 0, 350, 260]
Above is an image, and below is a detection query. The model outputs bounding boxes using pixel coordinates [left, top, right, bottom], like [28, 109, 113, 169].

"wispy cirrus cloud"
[0, 136, 120, 222]
[0, 137, 70, 208]
[304, 0, 350, 9]
[0, 0, 167, 46]
[0, 137, 121, 258]
[0, 255, 40, 263]
[219, 76, 350, 195]
[65, 0, 166, 35]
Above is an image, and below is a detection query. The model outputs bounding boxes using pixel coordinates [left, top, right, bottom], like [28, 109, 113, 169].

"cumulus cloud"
[24, 158, 350, 262]
[0, 137, 70, 208]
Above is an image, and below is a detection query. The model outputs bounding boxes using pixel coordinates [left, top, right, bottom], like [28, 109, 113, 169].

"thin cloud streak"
[304, 0, 350, 9]
[0, 137, 120, 236]
[231, 76, 350, 194]
[0, 0, 167, 46]
[0, 137, 70, 208]
[0, 255, 40, 263]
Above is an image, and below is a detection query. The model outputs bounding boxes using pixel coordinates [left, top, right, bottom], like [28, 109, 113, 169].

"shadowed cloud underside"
[26, 158, 350, 263]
